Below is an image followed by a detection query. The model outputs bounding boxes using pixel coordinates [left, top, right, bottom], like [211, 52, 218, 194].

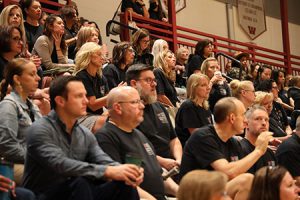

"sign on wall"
[238, 0, 267, 40]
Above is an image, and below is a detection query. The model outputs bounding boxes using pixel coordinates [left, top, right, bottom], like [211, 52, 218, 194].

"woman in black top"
[153, 50, 178, 107]
[19, 0, 43, 52]
[103, 41, 135, 90]
[74, 42, 109, 133]
[0, 25, 24, 82]
[200, 57, 231, 112]
[131, 28, 153, 66]
[175, 74, 212, 147]
[186, 39, 213, 77]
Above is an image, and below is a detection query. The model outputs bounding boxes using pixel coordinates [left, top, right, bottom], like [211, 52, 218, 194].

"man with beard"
[240, 105, 277, 174]
[126, 64, 183, 172]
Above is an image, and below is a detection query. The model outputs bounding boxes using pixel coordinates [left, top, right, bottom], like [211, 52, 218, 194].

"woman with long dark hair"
[103, 41, 134, 90]
[131, 28, 153, 65]
[19, 0, 43, 52]
[0, 25, 23, 82]
[248, 166, 298, 200]
[187, 39, 213, 77]
[32, 14, 75, 71]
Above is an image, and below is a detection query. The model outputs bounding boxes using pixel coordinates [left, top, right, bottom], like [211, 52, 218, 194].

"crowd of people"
[0, 0, 300, 200]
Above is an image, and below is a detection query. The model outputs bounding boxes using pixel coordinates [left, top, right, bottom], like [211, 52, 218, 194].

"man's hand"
[159, 157, 180, 171]
[104, 164, 144, 187]
[255, 131, 273, 155]
[0, 175, 16, 197]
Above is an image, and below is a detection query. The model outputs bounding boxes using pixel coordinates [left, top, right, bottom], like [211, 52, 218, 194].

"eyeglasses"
[118, 99, 144, 105]
[11, 36, 22, 43]
[141, 39, 150, 44]
[137, 78, 157, 84]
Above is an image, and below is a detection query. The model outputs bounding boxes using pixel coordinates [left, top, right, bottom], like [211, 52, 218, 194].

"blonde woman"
[0, 5, 26, 49]
[201, 57, 231, 111]
[151, 38, 169, 67]
[175, 47, 189, 87]
[175, 73, 212, 146]
[75, 26, 100, 51]
[178, 170, 228, 200]
[74, 42, 108, 133]
[230, 79, 255, 109]
[153, 49, 178, 107]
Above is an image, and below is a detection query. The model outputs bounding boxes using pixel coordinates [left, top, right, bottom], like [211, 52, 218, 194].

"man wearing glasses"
[126, 64, 182, 174]
[95, 85, 175, 200]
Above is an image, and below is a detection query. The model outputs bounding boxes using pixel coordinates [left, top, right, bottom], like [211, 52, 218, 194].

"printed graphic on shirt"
[143, 143, 155, 156]
[157, 112, 168, 124]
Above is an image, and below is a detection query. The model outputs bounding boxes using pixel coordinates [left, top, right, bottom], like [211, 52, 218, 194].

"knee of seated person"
[234, 173, 254, 189]
[15, 187, 36, 200]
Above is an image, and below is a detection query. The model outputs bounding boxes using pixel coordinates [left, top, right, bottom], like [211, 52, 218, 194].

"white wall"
[75, 0, 300, 56]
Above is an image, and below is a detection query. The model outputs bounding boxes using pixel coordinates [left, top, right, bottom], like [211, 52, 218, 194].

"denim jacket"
[0, 91, 41, 163]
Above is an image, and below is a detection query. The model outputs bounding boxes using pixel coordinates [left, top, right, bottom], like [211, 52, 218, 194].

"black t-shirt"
[208, 82, 231, 112]
[288, 87, 300, 110]
[137, 102, 176, 158]
[179, 125, 244, 179]
[103, 63, 127, 90]
[0, 56, 8, 82]
[64, 27, 77, 60]
[121, 0, 144, 15]
[133, 52, 153, 66]
[175, 99, 213, 147]
[76, 70, 109, 114]
[95, 122, 166, 200]
[153, 68, 178, 107]
[271, 101, 289, 129]
[186, 54, 204, 77]
[240, 138, 277, 174]
[269, 104, 287, 137]
[24, 22, 44, 52]
[276, 134, 300, 177]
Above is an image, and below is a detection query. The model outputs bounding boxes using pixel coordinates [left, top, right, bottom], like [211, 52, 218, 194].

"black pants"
[38, 177, 139, 200]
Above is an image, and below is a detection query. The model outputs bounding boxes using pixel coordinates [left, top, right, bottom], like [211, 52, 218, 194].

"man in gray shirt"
[23, 76, 143, 200]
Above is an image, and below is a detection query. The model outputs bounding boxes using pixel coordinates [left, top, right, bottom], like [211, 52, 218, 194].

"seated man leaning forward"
[179, 97, 272, 200]
[126, 64, 183, 171]
[23, 76, 142, 200]
[95, 86, 178, 200]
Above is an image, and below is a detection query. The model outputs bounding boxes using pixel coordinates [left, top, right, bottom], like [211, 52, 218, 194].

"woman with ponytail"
[0, 58, 42, 184]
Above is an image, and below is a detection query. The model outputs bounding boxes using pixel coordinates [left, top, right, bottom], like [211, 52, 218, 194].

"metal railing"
[118, 10, 300, 75]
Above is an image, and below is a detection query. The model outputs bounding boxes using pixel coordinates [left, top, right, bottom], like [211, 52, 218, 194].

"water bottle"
[0, 158, 14, 200]
[214, 71, 227, 96]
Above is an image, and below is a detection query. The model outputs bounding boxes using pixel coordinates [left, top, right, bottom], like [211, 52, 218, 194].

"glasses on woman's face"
[11, 36, 22, 43]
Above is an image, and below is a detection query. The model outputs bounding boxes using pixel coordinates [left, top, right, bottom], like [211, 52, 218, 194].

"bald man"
[180, 97, 272, 199]
[95, 86, 168, 200]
